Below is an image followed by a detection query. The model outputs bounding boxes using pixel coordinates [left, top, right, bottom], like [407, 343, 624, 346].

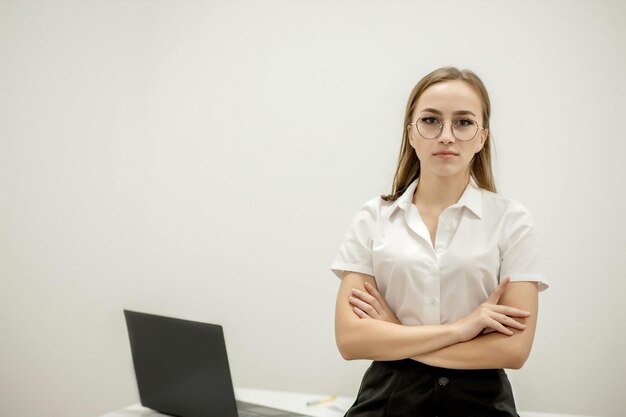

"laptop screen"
[124, 310, 239, 417]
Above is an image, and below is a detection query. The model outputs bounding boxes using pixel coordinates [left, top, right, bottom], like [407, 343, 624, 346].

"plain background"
[1, 1, 625, 416]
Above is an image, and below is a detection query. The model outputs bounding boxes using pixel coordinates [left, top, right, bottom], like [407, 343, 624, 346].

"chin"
[428, 167, 471, 179]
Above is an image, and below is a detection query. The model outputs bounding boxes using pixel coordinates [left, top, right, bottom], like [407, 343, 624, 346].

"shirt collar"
[457, 178, 483, 219]
[396, 180, 419, 211]
[394, 177, 483, 219]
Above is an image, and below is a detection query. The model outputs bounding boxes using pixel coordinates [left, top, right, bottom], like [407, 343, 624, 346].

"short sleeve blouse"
[330, 179, 548, 326]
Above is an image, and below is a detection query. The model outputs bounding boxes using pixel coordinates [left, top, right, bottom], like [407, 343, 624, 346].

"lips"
[434, 151, 458, 160]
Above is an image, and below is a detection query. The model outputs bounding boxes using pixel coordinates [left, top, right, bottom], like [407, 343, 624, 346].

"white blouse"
[331, 178, 548, 326]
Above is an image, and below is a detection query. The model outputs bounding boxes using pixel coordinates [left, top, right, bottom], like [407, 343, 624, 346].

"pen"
[306, 396, 337, 406]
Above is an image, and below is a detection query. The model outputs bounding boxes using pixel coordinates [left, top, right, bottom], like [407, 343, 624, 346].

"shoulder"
[345, 195, 399, 230]
[479, 188, 535, 224]
[478, 190, 539, 251]
[351, 195, 385, 222]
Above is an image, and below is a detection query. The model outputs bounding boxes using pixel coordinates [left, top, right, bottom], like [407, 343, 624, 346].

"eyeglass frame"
[408, 117, 486, 142]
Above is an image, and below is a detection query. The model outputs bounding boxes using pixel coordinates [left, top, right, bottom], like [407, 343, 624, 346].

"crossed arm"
[335, 271, 539, 369]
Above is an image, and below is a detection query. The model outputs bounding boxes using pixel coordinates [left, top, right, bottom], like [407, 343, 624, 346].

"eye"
[455, 119, 476, 127]
[420, 117, 440, 125]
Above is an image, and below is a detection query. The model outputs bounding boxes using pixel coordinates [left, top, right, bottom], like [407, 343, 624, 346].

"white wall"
[1, 1, 624, 416]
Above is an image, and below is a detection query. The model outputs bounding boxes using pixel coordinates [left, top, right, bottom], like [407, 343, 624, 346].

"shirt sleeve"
[330, 197, 380, 279]
[499, 203, 549, 291]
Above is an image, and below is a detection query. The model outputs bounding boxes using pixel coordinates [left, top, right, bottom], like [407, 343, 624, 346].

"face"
[407, 80, 488, 180]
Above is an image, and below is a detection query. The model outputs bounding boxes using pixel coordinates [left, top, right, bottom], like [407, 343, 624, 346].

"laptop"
[123, 310, 309, 417]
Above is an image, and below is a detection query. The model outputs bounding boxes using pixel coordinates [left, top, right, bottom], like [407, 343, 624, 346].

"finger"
[351, 288, 379, 305]
[487, 318, 514, 336]
[486, 277, 510, 304]
[364, 282, 387, 307]
[487, 276, 510, 304]
[349, 296, 380, 319]
[351, 288, 383, 315]
[353, 306, 371, 319]
[505, 317, 527, 331]
[493, 311, 528, 332]
[489, 310, 527, 330]
[489, 304, 531, 318]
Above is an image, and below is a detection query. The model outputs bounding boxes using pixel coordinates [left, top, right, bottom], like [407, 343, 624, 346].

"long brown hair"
[382, 67, 496, 201]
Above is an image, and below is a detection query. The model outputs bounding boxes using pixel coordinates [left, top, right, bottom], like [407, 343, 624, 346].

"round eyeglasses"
[408, 117, 485, 142]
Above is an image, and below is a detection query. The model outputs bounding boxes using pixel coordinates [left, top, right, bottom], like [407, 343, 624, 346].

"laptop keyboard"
[238, 409, 295, 417]
[237, 400, 303, 416]
[238, 411, 265, 417]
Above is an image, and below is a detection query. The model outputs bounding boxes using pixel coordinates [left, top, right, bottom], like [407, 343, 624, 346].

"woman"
[331, 67, 548, 417]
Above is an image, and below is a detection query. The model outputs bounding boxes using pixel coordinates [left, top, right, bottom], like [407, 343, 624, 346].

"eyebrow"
[419, 108, 477, 117]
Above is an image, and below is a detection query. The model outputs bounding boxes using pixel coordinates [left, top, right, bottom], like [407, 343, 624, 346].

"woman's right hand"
[452, 277, 531, 342]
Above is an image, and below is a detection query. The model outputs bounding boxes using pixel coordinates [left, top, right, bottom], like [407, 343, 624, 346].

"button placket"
[422, 258, 441, 324]
[435, 207, 462, 254]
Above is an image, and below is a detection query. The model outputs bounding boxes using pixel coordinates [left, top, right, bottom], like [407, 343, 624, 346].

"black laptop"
[123, 310, 308, 417]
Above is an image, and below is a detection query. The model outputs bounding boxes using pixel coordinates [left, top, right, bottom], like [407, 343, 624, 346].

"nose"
[438, 121, 455, 144]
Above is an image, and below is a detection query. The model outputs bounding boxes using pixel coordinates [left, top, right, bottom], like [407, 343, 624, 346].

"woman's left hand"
[349, 281, 401, 325]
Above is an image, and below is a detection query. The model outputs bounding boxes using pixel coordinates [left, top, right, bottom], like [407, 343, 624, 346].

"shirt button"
[438, 377, 449, 386]
[429, 297, 437, 305]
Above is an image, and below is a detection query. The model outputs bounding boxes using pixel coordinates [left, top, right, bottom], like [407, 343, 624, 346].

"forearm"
[336, 319, 460, 361]
[336, 272, 464, 361]
[411, 281, 540, 370]
[411, 328, 531, 369]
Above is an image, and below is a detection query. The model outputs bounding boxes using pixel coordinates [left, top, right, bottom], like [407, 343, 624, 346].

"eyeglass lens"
[416, 117, 478, 141]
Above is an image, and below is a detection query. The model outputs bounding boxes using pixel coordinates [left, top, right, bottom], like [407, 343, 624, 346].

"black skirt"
[345, 359, 518, 417]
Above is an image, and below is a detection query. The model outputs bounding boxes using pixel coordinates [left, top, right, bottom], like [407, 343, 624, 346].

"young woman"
[331, 67, 548, 417]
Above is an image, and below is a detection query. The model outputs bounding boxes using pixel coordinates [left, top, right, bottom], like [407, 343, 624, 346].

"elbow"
[336, 333, 359, 361]
[507, 344, 532, 370]
[338, 346, 357, 361]
[335, 323, 368, 361]
[507, 354, 525, 370]
[511, 351, 531, 370]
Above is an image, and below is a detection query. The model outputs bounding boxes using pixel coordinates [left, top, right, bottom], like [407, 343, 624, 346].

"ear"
[407, 124, 417, 149]
[476, 128, 488, 153]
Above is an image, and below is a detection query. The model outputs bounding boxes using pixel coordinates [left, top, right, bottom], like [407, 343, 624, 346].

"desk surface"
[99, 388, 601, 417]
[99, 388, 354, 417]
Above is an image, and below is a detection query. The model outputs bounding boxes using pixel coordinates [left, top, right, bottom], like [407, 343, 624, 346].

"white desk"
[99, 388, 352, 417]
[99, 388, 601, 417]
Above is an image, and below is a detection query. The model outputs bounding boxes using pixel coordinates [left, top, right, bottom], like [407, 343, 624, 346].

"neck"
[413, 171, 470, 209]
